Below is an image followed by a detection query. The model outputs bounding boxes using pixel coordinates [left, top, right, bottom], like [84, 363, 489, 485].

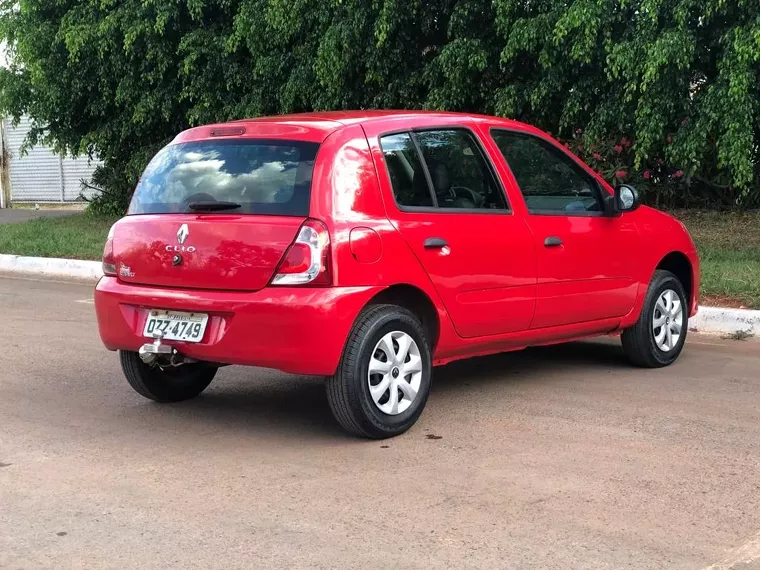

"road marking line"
[702, 531, 760, 570]
[75, 299, 94, 304]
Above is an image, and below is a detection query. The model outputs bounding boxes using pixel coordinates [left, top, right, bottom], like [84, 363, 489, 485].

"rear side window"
[414, 130, 507, 210]
[379, 129, 508, 211]
[491, 130, 604, 215]
[378, 133, 434, 207]
[129, 140, 320, 216]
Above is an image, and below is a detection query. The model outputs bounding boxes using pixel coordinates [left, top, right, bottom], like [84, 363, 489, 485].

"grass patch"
[675, 210, 760, 309]
[0, 213, 117, 261]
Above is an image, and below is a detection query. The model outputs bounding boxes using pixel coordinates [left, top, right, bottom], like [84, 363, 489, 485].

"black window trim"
[409, 131, 439, 208]
[377, 125, 513, 215]
[489, 127, 609, 218]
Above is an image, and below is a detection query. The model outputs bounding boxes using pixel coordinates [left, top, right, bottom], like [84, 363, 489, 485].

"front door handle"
[544, 236, 563, 247]
[424, 237, 448, 249]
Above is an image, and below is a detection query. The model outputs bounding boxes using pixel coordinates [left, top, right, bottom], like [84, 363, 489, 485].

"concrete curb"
[0, 254, 103, 281]
[1, 253, 758, 336]
[690, 306, 760, 336]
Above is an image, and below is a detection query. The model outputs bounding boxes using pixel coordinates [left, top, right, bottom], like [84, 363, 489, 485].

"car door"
[489, 129, 639, 329]
[364, 123, 537, 338]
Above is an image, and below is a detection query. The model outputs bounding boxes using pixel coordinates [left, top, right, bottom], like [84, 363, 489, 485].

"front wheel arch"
[654, 251, 694, 310]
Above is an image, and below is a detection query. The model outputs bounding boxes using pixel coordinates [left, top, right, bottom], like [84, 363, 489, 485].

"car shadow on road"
[160, 371, 346, 440]
[141, 339, 629, 441]
[431, 338, 629, 394]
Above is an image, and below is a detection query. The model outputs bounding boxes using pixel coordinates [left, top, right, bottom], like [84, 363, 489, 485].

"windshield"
[128, 139, 320, 216]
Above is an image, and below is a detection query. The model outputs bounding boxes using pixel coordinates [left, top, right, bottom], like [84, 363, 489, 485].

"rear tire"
[119, 351, 217, 403]
[326, 304, 432, 439]
[622, 270, 688, 368]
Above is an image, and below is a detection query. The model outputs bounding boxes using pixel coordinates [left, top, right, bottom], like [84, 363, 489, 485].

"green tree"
[1, 0, 758, 210]
[488, 0, 760, 206]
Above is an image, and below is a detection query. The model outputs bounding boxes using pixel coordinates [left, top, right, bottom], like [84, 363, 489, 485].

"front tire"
[326, 304, 432, 439]
[622, 270, 688, 368]
[119, 351, 217, 403]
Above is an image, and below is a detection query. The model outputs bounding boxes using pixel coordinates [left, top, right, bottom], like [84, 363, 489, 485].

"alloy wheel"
[367, 331, 423, 415]
[652, 289, 684, 352]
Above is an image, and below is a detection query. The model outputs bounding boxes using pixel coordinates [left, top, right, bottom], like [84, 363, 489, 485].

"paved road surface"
[1, 275, 759, 570]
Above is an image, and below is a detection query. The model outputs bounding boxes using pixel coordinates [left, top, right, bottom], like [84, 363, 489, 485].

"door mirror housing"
[614, 184, 640, 214]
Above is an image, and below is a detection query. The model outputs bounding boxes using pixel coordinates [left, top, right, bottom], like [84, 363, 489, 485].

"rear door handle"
[544, 236, 563, 247]
[424, 237, 448, 249]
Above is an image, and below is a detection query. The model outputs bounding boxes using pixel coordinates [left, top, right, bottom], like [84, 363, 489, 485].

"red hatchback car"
[95, 111, 699, 438]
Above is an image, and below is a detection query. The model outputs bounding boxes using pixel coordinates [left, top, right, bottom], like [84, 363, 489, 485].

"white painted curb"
[0, 254, 103, 281]
[1, 254, 758, 336]
[690, 306, 760, 336]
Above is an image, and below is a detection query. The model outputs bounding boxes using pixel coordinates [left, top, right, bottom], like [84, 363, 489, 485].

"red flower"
[672, 170, 684, 179]
[643, 170, 651, 180]
[593, 152, 603, 160]
[575, 128, 583, 134]
[613, 144, 623, 154]
[577, 145, 584, 152]
[620, 137, 631, 147]
[657, 158, 664, 165]
[615, 170, 627, 179]
[666, 136, 672, 144]
[564, 143, 570, 149]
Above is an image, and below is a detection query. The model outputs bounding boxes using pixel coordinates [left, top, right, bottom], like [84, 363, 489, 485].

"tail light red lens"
[102, 225, 117, 276]
[276, 243, 311, 275]
[272, 219, 332, 286]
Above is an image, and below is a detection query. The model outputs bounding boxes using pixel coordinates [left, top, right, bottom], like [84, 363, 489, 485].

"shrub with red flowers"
[554, 129, 742, 209]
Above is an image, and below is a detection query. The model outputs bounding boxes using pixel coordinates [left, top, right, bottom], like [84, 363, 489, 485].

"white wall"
[3, 116, 101, 204]
[1, 48, 101, 205]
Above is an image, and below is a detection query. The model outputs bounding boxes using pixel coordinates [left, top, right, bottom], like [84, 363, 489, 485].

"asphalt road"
[1, 275, 759, 570]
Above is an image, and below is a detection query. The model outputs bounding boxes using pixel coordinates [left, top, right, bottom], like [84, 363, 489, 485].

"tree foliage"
[1, 0, 759, 209]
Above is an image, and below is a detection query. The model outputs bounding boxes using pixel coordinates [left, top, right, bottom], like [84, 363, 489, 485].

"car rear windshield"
[128, 139, 320, 216]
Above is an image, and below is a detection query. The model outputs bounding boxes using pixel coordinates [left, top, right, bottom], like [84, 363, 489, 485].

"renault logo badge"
[167, 223, 195, 254]
[177, 224, 190, 245]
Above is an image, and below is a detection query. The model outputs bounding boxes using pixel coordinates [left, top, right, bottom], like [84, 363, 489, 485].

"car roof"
[172, 111, 531, 144]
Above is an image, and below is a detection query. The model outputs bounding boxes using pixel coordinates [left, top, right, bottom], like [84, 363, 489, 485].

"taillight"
[102, 224, 117, 276]
[272, 219, 332, 286]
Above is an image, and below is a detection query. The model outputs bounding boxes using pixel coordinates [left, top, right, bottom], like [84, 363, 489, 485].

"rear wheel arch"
[365, 284, 441, 352]
[655, 251, 693, 307]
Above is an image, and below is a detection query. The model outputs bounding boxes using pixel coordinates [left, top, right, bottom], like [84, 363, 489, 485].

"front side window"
[491, 130, 604, 215]
[129, 139, 320, 216]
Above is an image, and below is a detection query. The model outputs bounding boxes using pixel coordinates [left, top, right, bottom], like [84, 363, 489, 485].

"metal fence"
[1, 116, 101, 205]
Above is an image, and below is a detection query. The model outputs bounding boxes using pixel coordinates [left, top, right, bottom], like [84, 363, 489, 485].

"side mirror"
[614, 184, 640, 214]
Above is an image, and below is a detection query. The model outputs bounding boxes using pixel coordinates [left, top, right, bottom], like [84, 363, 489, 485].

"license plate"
[143, 310, 209, 343]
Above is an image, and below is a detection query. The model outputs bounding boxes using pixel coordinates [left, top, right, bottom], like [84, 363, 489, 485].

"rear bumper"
[94, 277, 382, 376]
